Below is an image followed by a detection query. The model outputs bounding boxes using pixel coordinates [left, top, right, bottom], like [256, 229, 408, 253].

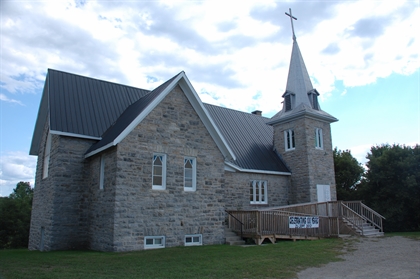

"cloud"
[0, 151, 37, 197]
[0, 93, 24, 105]
[1, 0, 419, 114]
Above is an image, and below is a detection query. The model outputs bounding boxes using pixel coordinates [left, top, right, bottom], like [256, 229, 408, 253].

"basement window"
[144, 236, 165, 249]
[185, 234, 202, 246]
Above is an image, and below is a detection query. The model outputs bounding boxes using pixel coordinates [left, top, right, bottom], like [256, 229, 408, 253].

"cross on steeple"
[285, 8, 297, 41]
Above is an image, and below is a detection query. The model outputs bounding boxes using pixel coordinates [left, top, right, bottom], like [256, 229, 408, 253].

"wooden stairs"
[342, 218, 384, 237]
[225, 226, 245, 245]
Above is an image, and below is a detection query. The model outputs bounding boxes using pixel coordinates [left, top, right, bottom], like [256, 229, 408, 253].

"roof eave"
[267, 109, 338, 125]
[224, 161, 291, 176]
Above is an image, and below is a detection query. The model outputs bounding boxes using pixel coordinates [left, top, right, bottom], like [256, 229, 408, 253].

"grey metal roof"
[30, 69, 150, 155]
[85, 73, 182, 155]
[204, 104, 290, 173]
[31, 69, 290, 174]
[48, 69, 150, 137]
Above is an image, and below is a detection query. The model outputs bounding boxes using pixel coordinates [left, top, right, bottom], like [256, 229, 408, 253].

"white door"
[317, 184, 331, 202]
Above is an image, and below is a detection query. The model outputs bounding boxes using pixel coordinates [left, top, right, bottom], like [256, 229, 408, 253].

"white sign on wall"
[289, 216, 320, 228]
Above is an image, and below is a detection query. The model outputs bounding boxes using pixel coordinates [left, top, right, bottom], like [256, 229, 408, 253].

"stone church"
[28, 17, 338, 251]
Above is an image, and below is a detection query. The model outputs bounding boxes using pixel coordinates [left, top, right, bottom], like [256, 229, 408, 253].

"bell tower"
[268, 9, 338, 204]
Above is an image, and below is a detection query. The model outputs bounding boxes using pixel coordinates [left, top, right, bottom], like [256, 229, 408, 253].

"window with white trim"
[250, 180, 268, 204]
[184, 157, 196, 191]
[42, 133, 52, 179]
[99, 155, 105, 190]
[315, 128, 323, 149]
[144, 236, 165, 249]
[284, 129, 295, 151]
[185, 234, 202, 246]
[152, 154, 166, 190]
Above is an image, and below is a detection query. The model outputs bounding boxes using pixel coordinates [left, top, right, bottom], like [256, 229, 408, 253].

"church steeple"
[284, 39, 314, 109]
[269, 9, 337, 124]
[268, 9, 338, 204]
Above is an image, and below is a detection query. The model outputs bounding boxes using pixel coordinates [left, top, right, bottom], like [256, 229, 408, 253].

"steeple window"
[283, 91, 295, 112]
[284, 129, 295, 151]
[308, 89, 320, 110]
[315, 128, 323, 149]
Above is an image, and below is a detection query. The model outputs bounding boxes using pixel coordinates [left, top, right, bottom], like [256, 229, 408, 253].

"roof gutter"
[224, 161, 291, 176]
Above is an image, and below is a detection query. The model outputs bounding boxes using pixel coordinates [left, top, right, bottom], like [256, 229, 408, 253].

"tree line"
[0, 143, 419, 249]
[334, 144, 420, 232]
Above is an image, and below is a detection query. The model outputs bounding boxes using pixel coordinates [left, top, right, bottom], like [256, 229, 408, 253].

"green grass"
[0, 239, 345, 279]
[385, 231, 420, 240]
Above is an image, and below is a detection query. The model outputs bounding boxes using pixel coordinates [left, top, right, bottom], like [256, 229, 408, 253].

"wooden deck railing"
[227, 209, 339, 242]
[227, 201, 385, 243]
[265, 201, 340, 217]
[342, 201, 385, 232]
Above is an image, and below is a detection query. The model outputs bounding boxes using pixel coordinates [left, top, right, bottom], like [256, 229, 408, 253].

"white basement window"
[144, 236, 165, 249]
[185, 234, 202, 246]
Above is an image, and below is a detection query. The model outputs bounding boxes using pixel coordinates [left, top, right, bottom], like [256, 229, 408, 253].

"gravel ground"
[297, 236, 420, 279]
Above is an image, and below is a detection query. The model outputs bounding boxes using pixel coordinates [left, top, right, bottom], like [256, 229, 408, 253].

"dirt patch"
[297, 236, 420, 279]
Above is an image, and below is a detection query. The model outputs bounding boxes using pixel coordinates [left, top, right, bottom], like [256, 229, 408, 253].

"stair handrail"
[342, 201, 385, 232]
[340, 203, 366, 235]
[225, 210, 244, 239]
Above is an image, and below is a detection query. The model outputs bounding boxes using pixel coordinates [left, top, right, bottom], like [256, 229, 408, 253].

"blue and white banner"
[289, 216, 319, 228]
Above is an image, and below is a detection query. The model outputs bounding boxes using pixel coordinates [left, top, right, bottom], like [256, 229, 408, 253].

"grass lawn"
[0, 238, 345, 279]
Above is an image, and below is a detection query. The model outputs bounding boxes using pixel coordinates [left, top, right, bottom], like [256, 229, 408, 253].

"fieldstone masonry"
[272, 116, 336, 204]
[29, 83, 336, 252]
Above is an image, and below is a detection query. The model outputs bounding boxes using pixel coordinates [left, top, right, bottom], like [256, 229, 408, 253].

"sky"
[1, 0, 419, 196]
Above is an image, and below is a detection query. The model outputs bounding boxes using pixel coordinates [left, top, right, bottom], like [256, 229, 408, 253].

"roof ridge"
[47, 68, 151, 92]
[203, 103, 269, 119]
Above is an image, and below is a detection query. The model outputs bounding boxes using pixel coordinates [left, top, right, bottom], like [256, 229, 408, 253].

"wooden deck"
[227, 201, 385, 245]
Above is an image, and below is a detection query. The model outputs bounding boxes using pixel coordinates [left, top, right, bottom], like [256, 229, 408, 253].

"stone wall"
[86, 148, 118, 251]
[29, 119, 94, 251]
[224, 171, 291, 211]
[111, 85, 226, 251]
[272, 116, 336, 204]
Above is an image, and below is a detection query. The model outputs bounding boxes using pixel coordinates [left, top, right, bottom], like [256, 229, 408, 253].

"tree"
[333, 148, 365, 201]
[358, 144, 420, 232]
[0, 182, 34, 248]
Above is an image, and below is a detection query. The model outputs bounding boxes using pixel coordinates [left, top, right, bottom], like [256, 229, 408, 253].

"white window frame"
[144, 236, 165, 249]
[185, 234, 202, 246]
[284, 129, 295, 151]
[250, 180, 268, 204]
[42, 133, 52, 179]
[152, 153, 167, 190]
[99, 155, 105, 190]
[184, 157, 197, 191]
[315, 128, 323, 149]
